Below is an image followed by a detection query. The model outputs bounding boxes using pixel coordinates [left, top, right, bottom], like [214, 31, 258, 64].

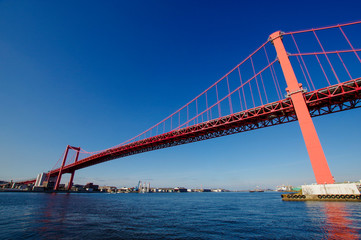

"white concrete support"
[302, 183, 361, 195]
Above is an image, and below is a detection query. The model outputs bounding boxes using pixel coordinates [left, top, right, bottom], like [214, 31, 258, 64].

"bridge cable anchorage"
[269, 31, 285, 44]
[286, 88, 307, 98]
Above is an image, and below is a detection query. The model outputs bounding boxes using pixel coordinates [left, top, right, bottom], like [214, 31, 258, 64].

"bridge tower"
[270, 31, 334, 184]
[53, 145, 81, 191]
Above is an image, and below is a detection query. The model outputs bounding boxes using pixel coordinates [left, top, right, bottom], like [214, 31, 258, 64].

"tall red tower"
[270, 31, 334, 184]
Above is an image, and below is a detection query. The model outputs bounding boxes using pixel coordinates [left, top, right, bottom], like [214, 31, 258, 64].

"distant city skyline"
[1, 1, 361, 190]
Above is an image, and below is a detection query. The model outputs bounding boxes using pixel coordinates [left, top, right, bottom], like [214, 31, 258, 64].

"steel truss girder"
[48, 78, 361, 177]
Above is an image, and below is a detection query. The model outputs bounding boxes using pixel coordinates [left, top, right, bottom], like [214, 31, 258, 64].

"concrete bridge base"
[282, 182, 361, 201]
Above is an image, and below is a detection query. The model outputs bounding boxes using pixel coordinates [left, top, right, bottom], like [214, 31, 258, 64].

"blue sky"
[1, 1, 360, 190]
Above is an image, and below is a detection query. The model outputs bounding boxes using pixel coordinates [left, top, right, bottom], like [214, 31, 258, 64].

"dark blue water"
[1, 192, 361, 239]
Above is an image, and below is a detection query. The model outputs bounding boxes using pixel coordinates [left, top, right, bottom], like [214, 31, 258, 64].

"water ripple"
[0, 192, 361, 239]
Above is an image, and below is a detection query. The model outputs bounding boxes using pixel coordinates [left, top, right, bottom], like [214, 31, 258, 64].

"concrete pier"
[282, 182, 361, 201]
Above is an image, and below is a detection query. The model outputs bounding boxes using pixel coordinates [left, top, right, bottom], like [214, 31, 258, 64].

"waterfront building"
[99, 186, 117, 193]
[34, 173, 47, 187]
[174, 187, 187, 192]
[212, 189, 225, 192]
[84, 183, 99, 191]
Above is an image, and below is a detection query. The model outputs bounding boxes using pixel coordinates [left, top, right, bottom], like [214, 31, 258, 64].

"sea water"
[1, 192, 361, 239]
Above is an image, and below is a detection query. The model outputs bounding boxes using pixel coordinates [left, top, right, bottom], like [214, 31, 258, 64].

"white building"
[34, 173, 47, 187]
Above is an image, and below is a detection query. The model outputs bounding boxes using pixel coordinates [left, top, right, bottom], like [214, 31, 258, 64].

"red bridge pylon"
[53, 145, 81, 191]
[270, 31, 334, 184]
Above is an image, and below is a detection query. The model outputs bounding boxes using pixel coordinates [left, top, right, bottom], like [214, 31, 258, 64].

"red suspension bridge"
[21, 21, 361, 190]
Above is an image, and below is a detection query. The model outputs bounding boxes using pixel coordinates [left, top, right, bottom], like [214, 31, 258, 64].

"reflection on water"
[37, 193, 67, 239]
[25, 193, 74, 239]
[1, 192, 361, 239]
[323, 202, 359, 240]
[307, 201, 359, 240]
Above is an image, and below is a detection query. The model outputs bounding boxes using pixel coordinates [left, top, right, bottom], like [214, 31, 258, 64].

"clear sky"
[1, 0, 360, 190]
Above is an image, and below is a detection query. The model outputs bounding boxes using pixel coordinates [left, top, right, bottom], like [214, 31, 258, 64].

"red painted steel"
[54, 145, 69, 190]
[46, 78, 361, 179]
[20, 21, 361, 186]
[22, 78, 360, 185]
[67, 149, 80, 190]
[16, 179, 36, 185]
[284, 20, 361, 35]
[270, 31, 334, 184]
[53, 145, 81, 190]
[67, 171, 75, 191]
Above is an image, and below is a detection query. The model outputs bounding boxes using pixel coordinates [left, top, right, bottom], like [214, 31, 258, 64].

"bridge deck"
[46, 78, 360, 177]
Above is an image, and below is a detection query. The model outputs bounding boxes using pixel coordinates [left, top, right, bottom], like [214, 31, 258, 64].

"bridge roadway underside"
[48, 78, 361, 177]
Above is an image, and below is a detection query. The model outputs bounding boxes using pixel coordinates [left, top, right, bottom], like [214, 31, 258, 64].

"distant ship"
[249, 187, 264, 192]
[276, 185, 293, 192]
